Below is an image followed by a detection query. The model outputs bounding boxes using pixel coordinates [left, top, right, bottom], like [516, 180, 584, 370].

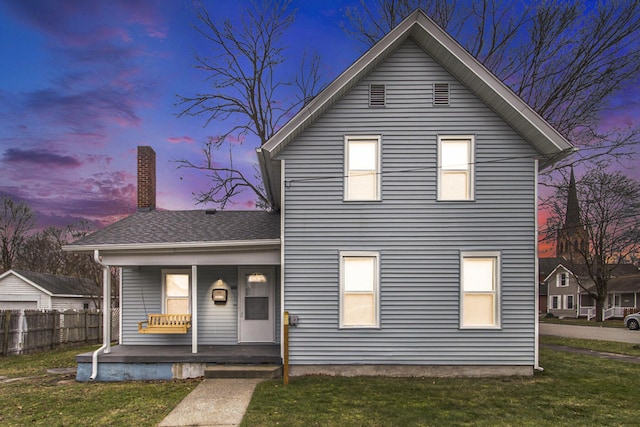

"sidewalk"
[158, 378, 264, 427]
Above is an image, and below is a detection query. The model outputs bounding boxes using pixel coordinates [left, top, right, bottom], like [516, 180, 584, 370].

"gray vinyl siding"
[279, 40, 538, 365]
[122, 266, 281, 345]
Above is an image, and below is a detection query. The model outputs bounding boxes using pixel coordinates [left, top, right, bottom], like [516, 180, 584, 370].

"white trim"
[437, 135, 475, 201]
[280, 159, 286, 359]
[344, 135, 382, 201]
[460, 251, 501, 329]
[161, 269, 191, 314]
[191, 265, 198, 354]
[339, 251, 380, 329]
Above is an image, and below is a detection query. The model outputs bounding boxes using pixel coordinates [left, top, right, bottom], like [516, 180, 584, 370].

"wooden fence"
[0, 309, 120, 356]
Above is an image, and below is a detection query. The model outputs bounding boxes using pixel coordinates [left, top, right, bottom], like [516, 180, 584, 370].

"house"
[65, 10, 573, 381]
[541, 169, 640, 319]
[544, 263, 640, 319]
[0, 269, 98, 311]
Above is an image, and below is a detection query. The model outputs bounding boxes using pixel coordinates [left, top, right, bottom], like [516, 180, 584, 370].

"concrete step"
[204, 364, 282, 379]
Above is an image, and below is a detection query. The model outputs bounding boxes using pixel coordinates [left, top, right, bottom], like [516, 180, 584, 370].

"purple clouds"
[3, 148, 81, 168]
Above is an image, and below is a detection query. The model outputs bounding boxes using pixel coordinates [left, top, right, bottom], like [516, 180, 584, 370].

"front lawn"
[0, 346, 197, 426]
[243, 337, 640, 426]
[2, 339, 640, 426]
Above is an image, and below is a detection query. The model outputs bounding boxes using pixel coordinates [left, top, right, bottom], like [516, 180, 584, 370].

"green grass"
[540, 317, 625, 328]
[541, 335, 640, 357]
[0, 346, 198, 426]
[243, 341, 640, 426]
[2, 339, 640, 426]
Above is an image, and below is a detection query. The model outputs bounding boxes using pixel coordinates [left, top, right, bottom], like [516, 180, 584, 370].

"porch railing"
[579, 306, 632, 320]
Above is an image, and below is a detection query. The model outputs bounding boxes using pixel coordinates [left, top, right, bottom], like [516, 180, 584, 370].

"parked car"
[624, 312, 640, 330]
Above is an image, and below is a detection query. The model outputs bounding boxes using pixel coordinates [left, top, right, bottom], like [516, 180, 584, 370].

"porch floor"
[76, 344, 281, 365]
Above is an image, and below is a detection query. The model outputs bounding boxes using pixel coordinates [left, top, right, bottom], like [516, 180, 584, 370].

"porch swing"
[137, 279, 192, 334]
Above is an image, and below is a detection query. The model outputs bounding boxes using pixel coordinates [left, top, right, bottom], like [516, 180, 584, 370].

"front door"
[238, 267, 275, 343]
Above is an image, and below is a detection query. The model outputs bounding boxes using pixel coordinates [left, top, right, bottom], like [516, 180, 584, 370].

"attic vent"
[369, 84, 386, 107]
[433, 83, 450, 106]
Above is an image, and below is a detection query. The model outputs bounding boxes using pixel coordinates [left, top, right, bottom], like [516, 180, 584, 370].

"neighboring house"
[66, 10, 573, 381]
[0, 269, 98, 311]
[543, 263, 640, 319]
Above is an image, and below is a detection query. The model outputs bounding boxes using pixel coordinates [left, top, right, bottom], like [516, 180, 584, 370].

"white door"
[238, 267, 275, 343]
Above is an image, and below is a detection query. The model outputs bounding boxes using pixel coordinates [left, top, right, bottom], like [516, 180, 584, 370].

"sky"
[0, 0, 638, 251]
[0, 0, 361, 229]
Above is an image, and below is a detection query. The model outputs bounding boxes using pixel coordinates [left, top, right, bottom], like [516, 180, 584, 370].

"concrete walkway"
[158, 378, 264, 427]
[539, 323, 640, 344]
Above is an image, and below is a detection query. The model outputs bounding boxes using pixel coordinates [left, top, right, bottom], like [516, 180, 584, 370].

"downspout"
[90, 249, 112, 381]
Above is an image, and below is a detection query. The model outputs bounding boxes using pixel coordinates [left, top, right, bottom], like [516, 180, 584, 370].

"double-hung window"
[340, 252, 380, 328]
[460, 252, 500, 328]
[163, 270, 190, 314]
[344, 136, 381, 201]
[565, 295, 575, 310]
[557, 272, 568, 287]
[438, 136, 474, 201]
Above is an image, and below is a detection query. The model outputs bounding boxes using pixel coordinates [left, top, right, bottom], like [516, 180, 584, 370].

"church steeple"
[564, 168, 581, 229]
[556, 168, 589, 263]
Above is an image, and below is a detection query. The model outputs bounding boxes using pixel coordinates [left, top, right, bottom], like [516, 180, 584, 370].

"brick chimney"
[137, 146, 156, 211]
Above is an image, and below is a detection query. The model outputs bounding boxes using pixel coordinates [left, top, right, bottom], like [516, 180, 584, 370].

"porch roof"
[64, 210, 280, 252]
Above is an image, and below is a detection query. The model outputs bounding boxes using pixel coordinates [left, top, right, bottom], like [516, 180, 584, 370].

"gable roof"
[65, 210, 280, 251]
[258, 9, 574, 208]
[541, 258, 640, 292]
[1, 269, 96, 297]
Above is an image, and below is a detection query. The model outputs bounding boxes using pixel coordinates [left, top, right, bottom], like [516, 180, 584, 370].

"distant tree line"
[0, 196, 117, 308]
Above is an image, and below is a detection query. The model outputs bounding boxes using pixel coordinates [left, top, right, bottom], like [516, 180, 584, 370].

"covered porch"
[63, 209, 283, 381]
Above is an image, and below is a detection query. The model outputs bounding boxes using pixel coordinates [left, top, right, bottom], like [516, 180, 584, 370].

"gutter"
[90, 250, 111, 381]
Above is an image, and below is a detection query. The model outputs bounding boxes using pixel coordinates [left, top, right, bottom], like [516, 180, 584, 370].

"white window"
[345, 136, 381, 201]
[340, 252, 379, 328]
[551, 295, 560, 310]
[557, 272, 568, 287]
[163, 270, 191, 314]
[438, 136, 474, 201]
[461, 252, 500, 328]
[565, 295, 575, 310]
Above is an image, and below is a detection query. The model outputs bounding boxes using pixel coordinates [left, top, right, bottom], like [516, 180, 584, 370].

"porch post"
[192, 265, 198, 354]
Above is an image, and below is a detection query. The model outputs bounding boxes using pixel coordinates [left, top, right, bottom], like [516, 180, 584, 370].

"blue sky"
[0, 0, 638, 234]
[0, 0, 361, 228]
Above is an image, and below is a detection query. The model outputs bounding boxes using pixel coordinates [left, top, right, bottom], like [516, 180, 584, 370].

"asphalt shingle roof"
[67, 210, 280, 247]
[13, 270, 96, 296]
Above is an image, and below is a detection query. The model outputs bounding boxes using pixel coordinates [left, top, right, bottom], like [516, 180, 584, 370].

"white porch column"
[192, 265, 198, 354]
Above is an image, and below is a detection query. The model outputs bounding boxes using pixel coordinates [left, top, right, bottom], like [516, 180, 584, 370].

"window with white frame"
[565, 295, 575, 310]
[344, 136, 381, 201]
[557, 272, 568, 287]
[340, 252, 379, 328]
[551, 295, 560, 310]
[163, 270, 190, 314]
[438, 136, 474, 201]
[461, 252, 500, 328]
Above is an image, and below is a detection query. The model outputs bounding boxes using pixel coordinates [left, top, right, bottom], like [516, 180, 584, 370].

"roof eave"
[63, 238, 281, 254]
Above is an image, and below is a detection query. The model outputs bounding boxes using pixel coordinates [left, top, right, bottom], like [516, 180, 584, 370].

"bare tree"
[15, 221, 117, 308]
[0, 196, 35, 272]
[342, 0, 640, 170]
[545, 170, 640, 321]
[177, 0, 322, 210]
